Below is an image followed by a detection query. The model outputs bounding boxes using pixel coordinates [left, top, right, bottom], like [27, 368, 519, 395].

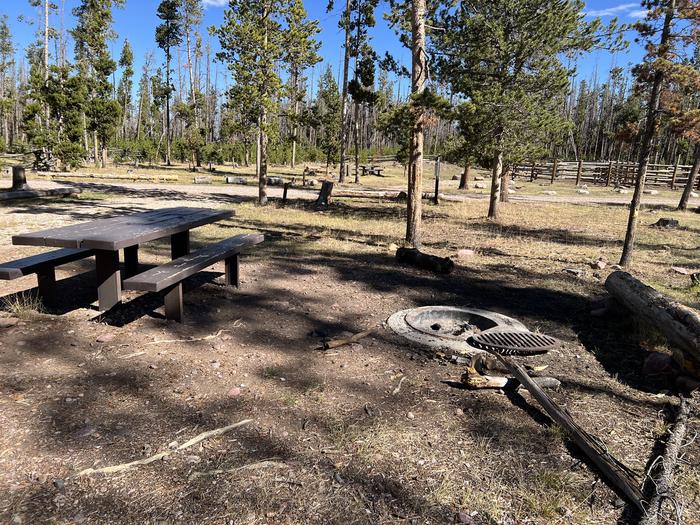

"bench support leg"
[124, 245, 139, 278]
[36, 268, 56, 303]
[95, 250, 122, 311]
[225, 254, 240, 288]
[164, 283, 183, 323]
[171, 231, 190, 259]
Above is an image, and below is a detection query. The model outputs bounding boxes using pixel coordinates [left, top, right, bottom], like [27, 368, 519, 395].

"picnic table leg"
[36, 268, 56, 304]
[164, 283, 184, 323]
[124, 245, 139, 278]
[95, 249, 122, 311]
[225, 254, 240, 288]
[171, 231, 190, 259]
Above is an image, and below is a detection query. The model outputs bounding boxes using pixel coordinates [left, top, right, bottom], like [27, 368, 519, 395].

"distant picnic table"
[8, 207, 265, 320]
[360, 165, 385, 177]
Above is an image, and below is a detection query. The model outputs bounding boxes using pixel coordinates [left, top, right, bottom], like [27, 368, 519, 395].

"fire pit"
[387, 306, 530, 356]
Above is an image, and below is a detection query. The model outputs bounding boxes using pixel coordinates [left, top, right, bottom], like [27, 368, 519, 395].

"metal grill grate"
[468, 331, 560, 356]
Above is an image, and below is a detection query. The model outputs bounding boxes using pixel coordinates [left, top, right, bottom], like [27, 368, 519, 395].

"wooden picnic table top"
[12, 207, 233, 251]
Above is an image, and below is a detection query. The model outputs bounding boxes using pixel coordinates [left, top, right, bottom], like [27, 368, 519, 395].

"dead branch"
[322, 329, 374, 350]
[494, 353, 646, 512]
[392, 376, 407, 395]
[189, 459, 287, 480]
[77, 419, 253, 476]
[640, 395, 697, 525]
[461, 366, 560, 390]
[146, 328, 234, 345]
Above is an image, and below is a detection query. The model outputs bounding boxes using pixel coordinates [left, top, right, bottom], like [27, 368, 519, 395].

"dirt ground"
[0, 178, 699, 525]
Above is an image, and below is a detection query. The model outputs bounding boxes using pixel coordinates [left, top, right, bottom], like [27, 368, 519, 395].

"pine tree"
[117, 39, 134, 139]
[0, 15, 14, 150]
[433, 0, 621, 220]
[314, 65, 342, 174]
[156, 0, 183, 166]
[284, 0, 321, 169]
[72, 0, 124, 168]
[620, 0, 700, 266]
[214, 0, 290, 205]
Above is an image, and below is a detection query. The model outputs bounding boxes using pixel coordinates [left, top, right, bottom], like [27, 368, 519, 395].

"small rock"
[267, 176, 284, 186]
[185, 455, 201, 464]
[455, 408, 464, 416]
[73, 425, 95, 438]
[577, 189, 590, 195]
[149, 364, 158, 369]
[0, 317, 19, 328]
[227, 386, 242, 397]
[612, 498, 625, 509]
[644, 189, 659, 195]
[211, 360, 221, 369]
[456, 511, 474, 524]
[474, 182, 486, 189]
[388, 242, 399, 252]
[690, 192, 698, 198]
[53, 479, 65, 491]
[542, 190, 557, 196]
[563, 268, 583, 277]
[616, 188, 630, 194]
[456, 249, 475, 259]
[96, 334, 114, 343]
[407, 412, 415, 420]
[474, 176, 484, 181]
[591, 259, 607, 270]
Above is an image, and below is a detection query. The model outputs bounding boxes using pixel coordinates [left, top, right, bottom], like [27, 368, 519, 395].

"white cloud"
[585, 2, 638, 17]
[203, 0, 227, 7]
[627, 9, 649, 18]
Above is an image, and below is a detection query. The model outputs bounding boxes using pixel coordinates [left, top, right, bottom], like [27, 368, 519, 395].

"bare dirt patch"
[0, 188, 698, 524]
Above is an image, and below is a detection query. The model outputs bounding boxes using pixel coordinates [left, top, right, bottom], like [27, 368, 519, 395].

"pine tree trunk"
[338, 0, 351, 183]
[43, 0, 50, 131]
[259, 109, 268, 205]
[678, 144, 700, 211]
[406, 0, 426, 247]
[488, 149, 503, 220]
[620, 2, 674, 267]
[291, 69, 298, 169]
[459, 160, 470, 190]
[354, 100, 360, 183]
[165, 49, 172, 166]
[500, 167, 510, 203]
[93, 132, 99, 168]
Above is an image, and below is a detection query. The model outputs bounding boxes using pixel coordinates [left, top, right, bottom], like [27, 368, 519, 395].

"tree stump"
[314, 181, 334, 207]
[11, 166, 30, 191]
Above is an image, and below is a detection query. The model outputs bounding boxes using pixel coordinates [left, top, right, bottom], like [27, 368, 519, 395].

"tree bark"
[165, 47, 172, 166]
[406, 0, 426, 247]
[678, 144, 700, 211]
[459, 160, 470, 190]
[338, 0, 351, 183]
[620, 1, 675, 267]
[488, 149, 503, 220]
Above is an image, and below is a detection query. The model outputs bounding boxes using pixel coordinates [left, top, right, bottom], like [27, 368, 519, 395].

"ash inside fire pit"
[387, 306, 529, 356]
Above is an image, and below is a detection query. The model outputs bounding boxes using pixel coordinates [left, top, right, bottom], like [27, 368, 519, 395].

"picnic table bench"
[4, 207, 263, 322]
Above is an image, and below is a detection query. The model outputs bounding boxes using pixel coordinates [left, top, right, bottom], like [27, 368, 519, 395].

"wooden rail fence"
[513, 159, 699, 190]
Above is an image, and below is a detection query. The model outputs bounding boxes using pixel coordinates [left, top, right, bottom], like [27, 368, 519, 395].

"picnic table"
[12, 207, 233, 311]
[359, 165, 385, 177]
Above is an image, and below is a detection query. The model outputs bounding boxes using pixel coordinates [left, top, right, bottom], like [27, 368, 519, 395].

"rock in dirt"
[0, 317, 19, 328]
[227, 386, 242, 398]
[542, 190, 557, 196]
[267, 176, 284, 186]
[53, 479, 65, 491]
[96, 333, 114, 343]
[590, 259, 607, 270]
[185, 455, 201, 464]
[564, 268, 583, 277]
[456, 511, 475, 524]
[652, 218, 679, 229]
[456, 249, 475, 259]
[644, 189, 659, 195]
[643, 352, 679, 380]
[577, 189, 590, 195]
[474, 182, 486, 189]
[407, 412, 415, 420]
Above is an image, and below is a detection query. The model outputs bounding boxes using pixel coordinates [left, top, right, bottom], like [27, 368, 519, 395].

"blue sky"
[1, 0, 647, 97]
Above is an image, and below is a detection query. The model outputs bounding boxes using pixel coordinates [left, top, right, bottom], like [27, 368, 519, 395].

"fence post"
[606, 160, 613, 186]
[550, 158, 558, 184]
[576, 159, 583, 186]
[670, 155, 680, 190]
[433, 156, 441, 205]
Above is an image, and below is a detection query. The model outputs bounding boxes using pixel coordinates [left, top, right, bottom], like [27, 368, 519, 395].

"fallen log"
[495, 353, 645, 512]
[396, 247, 454, 274]
[461, 367, 560, 390]
[605, 271, 700, 376]
[640, 395, 697, 525]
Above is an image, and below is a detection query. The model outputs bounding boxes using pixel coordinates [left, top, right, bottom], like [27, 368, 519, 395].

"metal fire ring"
[468, 331, 561, 356]
[386, 306, 529, 356]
